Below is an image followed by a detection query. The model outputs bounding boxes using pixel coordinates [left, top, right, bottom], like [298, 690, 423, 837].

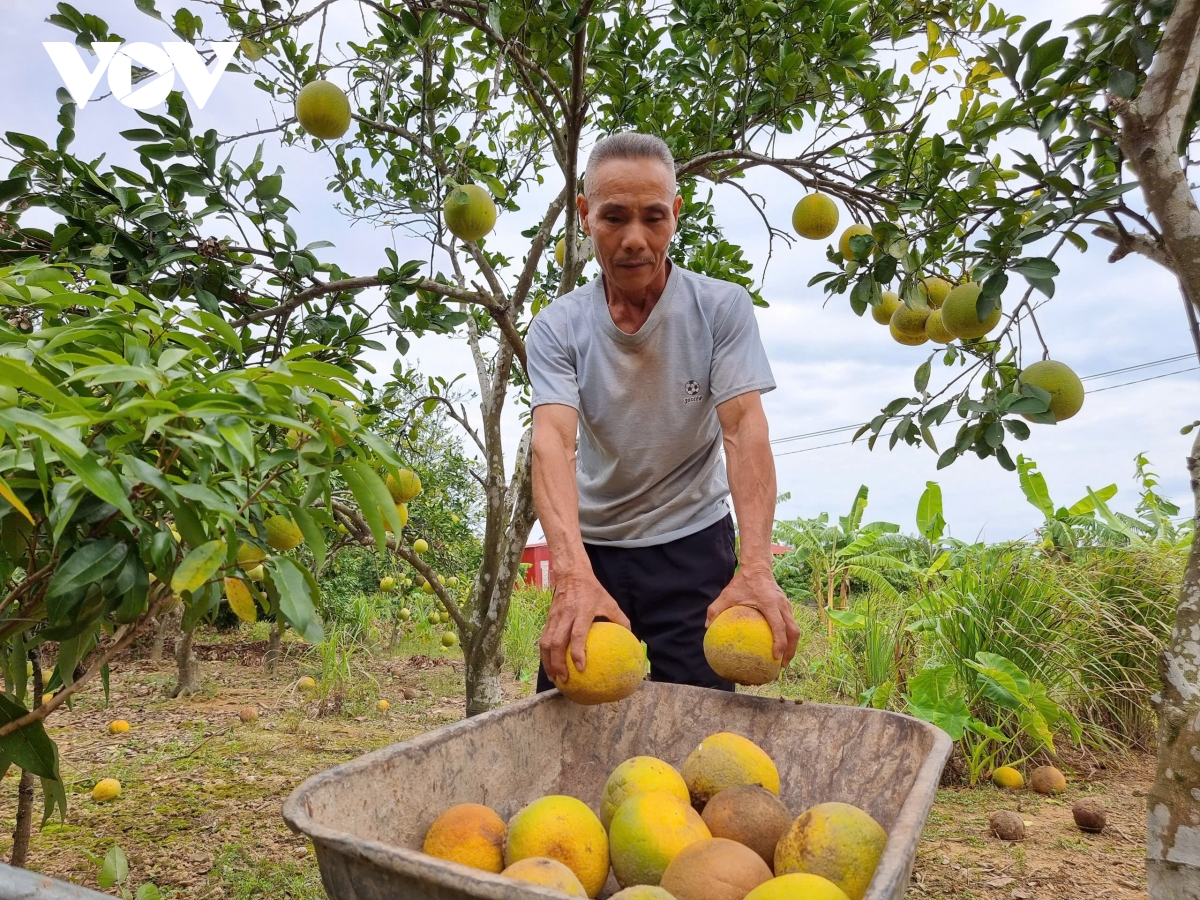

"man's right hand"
[539, 572, 631, 684]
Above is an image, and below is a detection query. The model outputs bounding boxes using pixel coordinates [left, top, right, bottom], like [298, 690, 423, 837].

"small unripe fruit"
[442, 631, 458, 648]
[413, 538, 429, 554]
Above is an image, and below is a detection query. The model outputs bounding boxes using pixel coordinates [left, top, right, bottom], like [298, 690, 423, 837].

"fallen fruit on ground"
[505, 795, 609, 897]
[386, 469, 423, 503]
[295, 80, 352, 140]
[702, 784, 792, 870]
[838, 224, 873, 260]
[793, 195, 839, 240]
[940, 282, 1001, 340]
[1020, 360, 1085, 422]
[609, 790, 712, 887]
[774, 802, 886, 900]
[380, 576, 396, 592]
[444, 184, 498, 242]
[298, 676, 316, 691]
[991, 767, 1023, 790]
[744, 873, 850, 900]
[660, 837, 773, 900]
[922, 276, 952, 308]
[501, 857, 588, 896]
[265, 515, 304, 552]
[553, 621, 647, 705]
[414, 538, 429, 554]
[682, 732, 780, 807]
[424, 803, 507, 873]
[377, 699, 390, 711]
[108, 720, 129, 735]
[602, 756, 691, 829]
[925, 308, 955, 344]
[1072, 798, 1106, 833]
[610, 887, 677, 900]
[1030, 765, 1066, 795]
[92, 778, 121, 802]
[989, 810, 1025, 841]
[871, 291, 901, 325]
[704, 606, 781, 686]
[238, 706, 259, 723]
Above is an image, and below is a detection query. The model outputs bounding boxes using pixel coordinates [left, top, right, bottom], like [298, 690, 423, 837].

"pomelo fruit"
[553, 621, 647, 705]
[556, 236, 594, 266]
[422, 580, 436, 595]
[660, 837, 773, 900]
[610, 888, 677, 900]
[889, 318, 929, 346]
[399, 608, 411, 621]
[922, 276, 953, 308]
[442, 631, 458, 648]
[108, 720, 130, 735]
[296, 81, 352, 140]
[380, 577, 396, 592]
[92, 778, 121, 802]
[601, 756, 691, 829]
[298, 676, 316, 691]
[414, 538, 429, 554]
[384, 503, 409, 534]
[377, 699, 390, 711]
[1030, 765, 1066, 795]
[238, 706, 259, 723]
[992, 766, 1024, 790]
[424, 802, 507, 873]
[890, 303, 929, 338]
[225, 577, 257, 623]
[245, 565, 265, 582]
[1072, 798, 1106, 833]
[1019, 360, 1084, 422]
[438, 574, 446, 585]
[428, 611, 441, 625]
[989, 810, 1025, 841]
[444, 185, 497, 242]
[448, 576, 459, 587]
[745, 874, 850, 900]
[682, 732, 780, 807]
[940, 282, 1001, 340]
[703, 606, 781, 686]
[265, 515, 304, 552]
[237, 543, 267, 566]
[793, 195, 839, 240]
[609, 790, 711, 887]
[774, 802, 887, 900]
[871, 291, 901, 326]
[505, 795, 609, 896]
[702, 784, 792, 870]
[501, 857, 588, 896]
[925, 309, 955, 345]
[838, 224, 874, 260]
[386, 469, 422, 503]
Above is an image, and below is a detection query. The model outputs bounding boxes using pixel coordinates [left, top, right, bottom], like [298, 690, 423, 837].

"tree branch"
[1093, 223, 1175, 270]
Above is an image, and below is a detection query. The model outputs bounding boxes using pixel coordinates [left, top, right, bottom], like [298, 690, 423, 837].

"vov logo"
[43, 42, 238, 110]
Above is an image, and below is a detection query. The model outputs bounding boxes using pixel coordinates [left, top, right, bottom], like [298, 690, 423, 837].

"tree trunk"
[265, 619, 282, 675]
[150, 611, 170, 662]
[171, 628, 200, 697]
[10, 652, 42, 867]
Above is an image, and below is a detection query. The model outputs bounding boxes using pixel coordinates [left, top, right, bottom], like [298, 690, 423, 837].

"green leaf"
[217, 418, 256, 464]
[339, 464, 387, 551]
[0, 694, 58, 779]
[1066, 483, 1117, 516]
[914, 360, 931, 393]
[136, 885, 162, 900]
[1016, 455, 1054, 518]
[827, 609, 866, 629]
[289, 505, 326, 571]
[171, 540, 227, 594]
[967, 651, 1031, 709]
[42, 773, 67, 825]
[100, 845, 129, 889]
[916, 481, 944, 542]
[1011, 257, 1060, 280]
[47, 539, 128, 605]
[270, 557, 324, 644]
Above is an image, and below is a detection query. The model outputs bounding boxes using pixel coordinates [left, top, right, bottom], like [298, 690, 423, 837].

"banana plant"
[1016, 455, 1119, 552]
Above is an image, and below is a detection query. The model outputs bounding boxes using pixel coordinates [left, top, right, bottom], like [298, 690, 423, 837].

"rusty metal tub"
[283, 681, 951, 900]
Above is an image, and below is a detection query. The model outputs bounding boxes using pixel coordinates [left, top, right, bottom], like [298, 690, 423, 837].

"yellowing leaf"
[171, 539, 226, 594]
[0, 478, 34, 525]
[926, 21, 940, 45]
[224, 577, 256, 623]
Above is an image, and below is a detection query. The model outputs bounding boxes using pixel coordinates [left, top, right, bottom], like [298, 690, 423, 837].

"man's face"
[579, 157, 682, 296]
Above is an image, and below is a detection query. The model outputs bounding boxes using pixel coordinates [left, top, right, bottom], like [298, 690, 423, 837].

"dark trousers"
[536, 514, 737, 693]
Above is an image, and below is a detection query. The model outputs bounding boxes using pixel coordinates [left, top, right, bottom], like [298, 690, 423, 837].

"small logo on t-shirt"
[684, 379, 702, 403]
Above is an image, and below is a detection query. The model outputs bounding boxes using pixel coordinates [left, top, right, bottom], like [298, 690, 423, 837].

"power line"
[1087, 365, 1199, 393]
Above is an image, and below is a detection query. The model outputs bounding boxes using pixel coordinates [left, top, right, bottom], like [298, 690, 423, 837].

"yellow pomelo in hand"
[296, 80, 352, 140]
[925, 309, 955, 345]
[108, 720, 130, 735]
[609, 791, 711, 887]
[386, 469, 422, 503]
[661, 837, 773, 900]
[746, 874, 850, 900]
[838, 224, 874, 260]
[502, 858, 588, 897]
[792, 195, 839, 240]
[424, 803, 507, 872]
[922, 276, 952, 308]
[265, 515, 304, 551]
[553, 622, 647, 705]
[992, 766, 1024, 790]
[92, 778, 121, 802]
[682, 732, 779, 806]
[602, 757, 691, 829]
[774, 802, 887, 900]
[1019, 360, 1084, 422]
[940, 282, 1001, 340]
[224, 577, 257, 623]
[505, 795, 609, 897]
[444, 185, 498, 242]
[704, 607, 781, 685]
[871, 291, 901, 325]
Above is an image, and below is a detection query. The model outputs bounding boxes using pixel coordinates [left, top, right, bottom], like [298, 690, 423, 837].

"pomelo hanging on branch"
[295, 80, 352, 140]
[792, 194, 839, 240]
[444, 184, 498, 242]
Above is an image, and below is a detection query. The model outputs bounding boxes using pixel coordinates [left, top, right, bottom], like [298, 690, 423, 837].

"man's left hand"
[705, 566, 800, 666]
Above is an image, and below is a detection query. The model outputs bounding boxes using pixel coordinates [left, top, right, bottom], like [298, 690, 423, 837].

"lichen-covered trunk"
[1148, 432, 1200, 896]
[171, 628, 200, 697]
[265, 620, 282, 675]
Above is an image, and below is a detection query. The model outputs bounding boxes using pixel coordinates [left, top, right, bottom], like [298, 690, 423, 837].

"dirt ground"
[0, 633, 1150, 899]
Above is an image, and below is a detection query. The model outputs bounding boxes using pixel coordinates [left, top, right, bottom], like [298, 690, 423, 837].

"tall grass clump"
[502, 586, 552, 682]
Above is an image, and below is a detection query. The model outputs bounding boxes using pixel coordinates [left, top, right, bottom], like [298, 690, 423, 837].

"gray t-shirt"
[527, 263, 775, 547]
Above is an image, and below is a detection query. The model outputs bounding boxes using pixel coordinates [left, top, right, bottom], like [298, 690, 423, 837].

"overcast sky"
[2, 0, 1195, 543]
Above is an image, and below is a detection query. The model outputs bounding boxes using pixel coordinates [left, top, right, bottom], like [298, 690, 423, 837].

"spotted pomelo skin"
[554, 622, 647, 705]
[444, 185, 498, 242]
[264, 515, 303, 551]
[423, 803, 506, 873]
[774, 802, 887, 900]
[386, 469, 422, 503]
[925, 308, 955, 345]
[890, 302, 930, 338]
[660, 837, 773, 900]
[793, 195, 839, 240]
[295, 81, 352, 140]
[941, 282, 1001, 340]
[602, 756, 691, 829]
[681, 732, 780, 807]
[704, 606, 782, 686]
[505, 795, 609, 897]
[501, 857, 588, 896]
[702, 784, 792, 870]
[922, 276, 953, 309]
[609, 791, 711, 888]
[839, 224, 873, 260]
[745, 873, 851, 900]
[1019, 360, 1084, 423]
[871, 291, 901, 325]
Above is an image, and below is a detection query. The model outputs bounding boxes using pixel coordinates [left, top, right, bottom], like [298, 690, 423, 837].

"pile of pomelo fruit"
[421, 731, 885, 900]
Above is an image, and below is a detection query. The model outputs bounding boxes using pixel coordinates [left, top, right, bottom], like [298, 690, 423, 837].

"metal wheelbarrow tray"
[283, 681, 952, 900]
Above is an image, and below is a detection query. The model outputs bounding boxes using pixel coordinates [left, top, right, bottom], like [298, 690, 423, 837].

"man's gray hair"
[583, 132, 677, 198]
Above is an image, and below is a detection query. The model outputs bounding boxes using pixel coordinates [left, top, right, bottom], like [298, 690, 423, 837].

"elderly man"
[527, 132, 799, 692]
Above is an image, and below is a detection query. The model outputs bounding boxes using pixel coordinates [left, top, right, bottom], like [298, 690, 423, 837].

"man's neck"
[603, 259, 672, 335]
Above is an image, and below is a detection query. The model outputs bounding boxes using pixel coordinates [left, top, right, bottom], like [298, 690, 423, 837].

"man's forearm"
[531, 430, 592, 580]
[721, 399, 777, 572]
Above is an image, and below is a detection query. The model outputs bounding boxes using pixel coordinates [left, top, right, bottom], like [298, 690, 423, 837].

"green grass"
[210, 844, 325, 900]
